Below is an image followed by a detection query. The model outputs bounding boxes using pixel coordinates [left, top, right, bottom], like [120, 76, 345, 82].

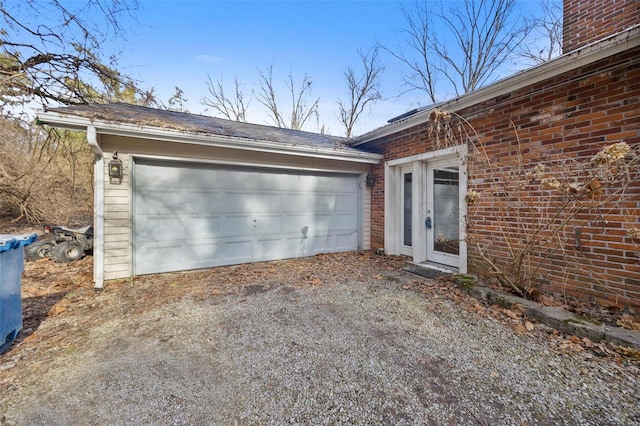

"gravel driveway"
[1, 253, 638, 425]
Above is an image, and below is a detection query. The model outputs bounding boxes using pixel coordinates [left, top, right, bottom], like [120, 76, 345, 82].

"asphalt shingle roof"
[44, 102, 356, 152]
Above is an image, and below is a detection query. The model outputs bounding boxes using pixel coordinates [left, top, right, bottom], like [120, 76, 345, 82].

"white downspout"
[86, 126, 104, 289]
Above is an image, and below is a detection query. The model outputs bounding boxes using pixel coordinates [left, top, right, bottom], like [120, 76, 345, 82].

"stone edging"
[459, 279, 640, 350]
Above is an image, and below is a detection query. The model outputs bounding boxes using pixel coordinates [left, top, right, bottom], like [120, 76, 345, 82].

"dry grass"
[0, 117, 93, 225]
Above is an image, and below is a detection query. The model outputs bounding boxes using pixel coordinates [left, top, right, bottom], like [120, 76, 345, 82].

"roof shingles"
[45, 102, 356, 152]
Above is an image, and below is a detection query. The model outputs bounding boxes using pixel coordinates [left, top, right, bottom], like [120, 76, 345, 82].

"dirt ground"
[1, 243, 639, 423]
[0, 251, 407, 391]
[4, 249, 636, 376]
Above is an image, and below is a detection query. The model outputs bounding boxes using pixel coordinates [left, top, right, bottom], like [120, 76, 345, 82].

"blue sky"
[108, 0, 544, 136]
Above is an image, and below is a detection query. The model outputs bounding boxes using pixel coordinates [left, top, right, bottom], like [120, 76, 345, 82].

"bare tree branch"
[0, 0, 153, 108]
[257, 66, 319, 130]
[287, 71, 319, 131]
[386, 0, 531, 101]
[380, 4, 438, 103]
[202, 75, 251, 122]
[338, 47, 384, 137]
[167, 86, 189, 113]
[516, 0, 563, 65]
[257, 65, 287, 128]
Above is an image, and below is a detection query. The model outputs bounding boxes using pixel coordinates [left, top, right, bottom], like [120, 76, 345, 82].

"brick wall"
[563, 0, 640, 53]
[364, 47, 640, 308]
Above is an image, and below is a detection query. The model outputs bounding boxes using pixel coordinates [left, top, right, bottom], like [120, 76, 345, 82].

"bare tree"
[0, 0, 147, 108]
[337, 47, 384, 137]
[202, 75, 251, 122]
[517, 0, 563, 65]
[257, 66, 319, 130]
[386, 0, 530, 101]
[167, 86, 189, 113]
[383, 5, 439, 103]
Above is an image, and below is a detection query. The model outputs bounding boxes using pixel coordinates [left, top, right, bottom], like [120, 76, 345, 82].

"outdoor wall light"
[108, 152, 123, 183]
[366, 171, 377, 188]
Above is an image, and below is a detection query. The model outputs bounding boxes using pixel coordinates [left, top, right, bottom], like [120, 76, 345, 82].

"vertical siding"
[103, 153, 131, 280]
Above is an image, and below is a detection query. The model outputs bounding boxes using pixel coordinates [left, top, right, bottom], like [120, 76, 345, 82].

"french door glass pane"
[433, 167, 459, 255]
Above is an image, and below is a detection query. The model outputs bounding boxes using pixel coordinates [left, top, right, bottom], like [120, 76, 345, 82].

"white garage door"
[133, 159, 361, 275]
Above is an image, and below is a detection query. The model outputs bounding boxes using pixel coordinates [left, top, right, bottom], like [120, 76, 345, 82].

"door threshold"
[402, 261, 457, 279]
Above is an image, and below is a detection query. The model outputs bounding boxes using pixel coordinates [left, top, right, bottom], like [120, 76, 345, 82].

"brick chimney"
[563, 0, 640, 53]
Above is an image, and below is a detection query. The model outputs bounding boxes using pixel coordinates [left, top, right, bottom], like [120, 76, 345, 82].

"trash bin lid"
[0, 234, 38, 253]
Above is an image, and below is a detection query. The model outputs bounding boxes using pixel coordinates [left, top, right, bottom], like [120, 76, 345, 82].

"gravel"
[1, 272, 639, 425]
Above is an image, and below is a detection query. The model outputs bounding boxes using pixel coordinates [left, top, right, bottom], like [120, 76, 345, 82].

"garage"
[133, 159, 361, 275]
[37, 103, 381, 287]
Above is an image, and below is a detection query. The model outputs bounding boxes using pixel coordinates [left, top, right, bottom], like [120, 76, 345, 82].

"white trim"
[87, 126, 105, 289]
[413, 161, 427, 263]
[127, 153, 369, 175]
[384, 162, 398, 255]
[37, 112, 382, 164]
[351, 25, 640, 146]
[384, 144, 467, 273]
[358, 173, 365, 250]
[387, 145, 464, 167]
[400, 165, 414, 257]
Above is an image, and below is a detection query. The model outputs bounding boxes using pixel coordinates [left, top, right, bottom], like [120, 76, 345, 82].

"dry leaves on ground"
[2, 249, 638, 398]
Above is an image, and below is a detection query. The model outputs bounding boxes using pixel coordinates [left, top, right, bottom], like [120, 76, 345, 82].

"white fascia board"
[37, 112, 383, 165]
[131, 153, 371, 175]
[351, 25, 640, 146]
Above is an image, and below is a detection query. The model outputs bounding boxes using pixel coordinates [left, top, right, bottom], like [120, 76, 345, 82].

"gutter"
[350, 24, 640, 146]
[86, 126, 105, 289]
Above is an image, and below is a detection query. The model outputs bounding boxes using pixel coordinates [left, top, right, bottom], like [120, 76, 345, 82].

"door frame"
[384, 145, 467, 272]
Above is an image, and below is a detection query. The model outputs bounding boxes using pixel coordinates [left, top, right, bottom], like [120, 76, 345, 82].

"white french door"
[385, 145, 467, 272]
[426, 159, 460, 268]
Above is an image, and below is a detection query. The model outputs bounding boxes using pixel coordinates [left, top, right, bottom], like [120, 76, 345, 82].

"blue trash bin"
[0, 233, 37, 355]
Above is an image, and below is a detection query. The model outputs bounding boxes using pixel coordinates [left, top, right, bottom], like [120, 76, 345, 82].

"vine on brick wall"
[429, 110, 640, 302]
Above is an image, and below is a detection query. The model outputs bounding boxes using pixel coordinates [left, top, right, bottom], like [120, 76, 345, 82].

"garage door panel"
[184, 190, 222, 212]
[335, 232, 359, 251]
[134, 165, 182, 188]
[252, 214, 284, 234]
[333, 212, 358, 229]
[136, 215, 221, 241]
[335, 194, 358, 211]
[136, 189, 185, 214]
[136, 239, 185, 275]
[220, 191, 251, 213]
[220, 215, 255, 236]
[254, 237, 296, 261]
[252, 192, 283, 211]
[186, 239, 221, 261]
[134, 160, 361, 275]
[308, 234, 336, 253]
[223, 239, 254, 263]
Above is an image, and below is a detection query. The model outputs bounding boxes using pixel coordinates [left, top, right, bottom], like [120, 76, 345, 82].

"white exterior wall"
[103, 153, 131, 280]
[97, 135, 375, 281]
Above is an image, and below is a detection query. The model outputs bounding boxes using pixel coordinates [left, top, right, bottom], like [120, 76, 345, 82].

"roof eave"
[37, 111, 382, 165]
[350, 24, 640, 146]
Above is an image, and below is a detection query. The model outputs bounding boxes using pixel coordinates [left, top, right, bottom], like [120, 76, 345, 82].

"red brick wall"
[364, 47, 640, 308]
[563, 0, 640, 53]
